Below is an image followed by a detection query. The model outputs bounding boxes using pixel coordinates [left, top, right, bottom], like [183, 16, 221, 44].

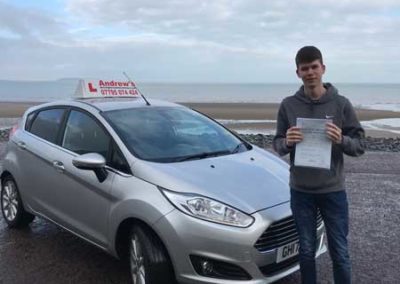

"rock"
[0, 128, 10, 142]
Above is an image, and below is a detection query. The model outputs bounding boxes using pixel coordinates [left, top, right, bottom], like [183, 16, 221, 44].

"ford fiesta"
[1, 96, 326, 284]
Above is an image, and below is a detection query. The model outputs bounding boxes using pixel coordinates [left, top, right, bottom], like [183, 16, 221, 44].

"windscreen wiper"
[174, 150, 231, 162]
[231, 142, 246, 154]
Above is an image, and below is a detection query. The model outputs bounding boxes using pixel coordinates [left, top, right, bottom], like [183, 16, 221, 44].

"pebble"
[240, 134, 400, 152]
[0, 129, 9, 142]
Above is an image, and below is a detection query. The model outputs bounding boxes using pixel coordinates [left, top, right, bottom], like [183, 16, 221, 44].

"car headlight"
[160, 188, 254, 228]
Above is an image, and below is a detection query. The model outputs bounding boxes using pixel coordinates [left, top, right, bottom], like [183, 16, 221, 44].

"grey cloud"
[0, 0, 399, 82]
[0, 2, 70, 40]
[66, 0, 399, 52]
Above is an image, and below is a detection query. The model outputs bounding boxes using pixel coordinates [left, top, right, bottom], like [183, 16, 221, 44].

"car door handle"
[52, 161, 65, 173]
[17, 141, 26, 150]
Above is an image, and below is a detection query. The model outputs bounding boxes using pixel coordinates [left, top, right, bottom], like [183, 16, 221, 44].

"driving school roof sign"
[74, 79, 140, 98]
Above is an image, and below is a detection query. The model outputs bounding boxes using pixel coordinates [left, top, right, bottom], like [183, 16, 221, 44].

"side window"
[29, 109, 65, 143]
[25, 112, 36, 131]
[110, 144, 131, 174]
[62, 110, 110, 158]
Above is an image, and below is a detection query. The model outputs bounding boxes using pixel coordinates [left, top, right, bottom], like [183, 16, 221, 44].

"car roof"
[28, 97, 183, 113]
[77, 97, 181, 112]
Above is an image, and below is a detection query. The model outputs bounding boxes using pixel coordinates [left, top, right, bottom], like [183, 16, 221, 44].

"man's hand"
[326, 122, 343, 144]
[286, 126, 303, 147]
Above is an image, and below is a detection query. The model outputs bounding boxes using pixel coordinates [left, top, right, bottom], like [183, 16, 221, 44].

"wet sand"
[0, 102, 41, 118]
[182, 102, 400, 121]
[1, 101, 399, 137]
[185, 103, 400, 138]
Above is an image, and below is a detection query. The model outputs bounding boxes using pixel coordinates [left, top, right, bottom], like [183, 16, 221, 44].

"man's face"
[296, 59, 325, 89]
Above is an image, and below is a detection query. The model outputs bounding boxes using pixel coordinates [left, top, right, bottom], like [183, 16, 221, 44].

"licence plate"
[276, 241, 299, 263]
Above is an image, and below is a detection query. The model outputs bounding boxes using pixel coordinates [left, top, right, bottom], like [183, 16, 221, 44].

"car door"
[45, 109, 118, 247]
[15, 107, 68, 214]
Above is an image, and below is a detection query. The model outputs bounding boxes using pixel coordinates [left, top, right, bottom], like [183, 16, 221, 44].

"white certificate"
[294, 118, 332, 169]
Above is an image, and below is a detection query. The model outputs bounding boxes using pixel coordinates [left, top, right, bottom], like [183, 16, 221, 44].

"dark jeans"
[290, 189, 351, 284]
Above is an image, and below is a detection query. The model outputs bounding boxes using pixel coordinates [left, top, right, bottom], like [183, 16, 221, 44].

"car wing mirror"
[72, 153, 108, 183]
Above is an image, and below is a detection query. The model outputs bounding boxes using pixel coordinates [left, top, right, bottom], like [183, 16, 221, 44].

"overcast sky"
[0, 0, 399, 83]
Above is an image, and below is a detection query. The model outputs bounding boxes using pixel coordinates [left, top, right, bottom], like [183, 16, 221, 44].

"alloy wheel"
[1, 180, 19, 222]
[130, 233, 146, 284]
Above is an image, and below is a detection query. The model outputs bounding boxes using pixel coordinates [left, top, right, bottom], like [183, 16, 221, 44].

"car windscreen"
[102, 106, 249, 163]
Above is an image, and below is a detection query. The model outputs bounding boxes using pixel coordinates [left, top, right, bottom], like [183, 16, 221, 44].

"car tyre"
[1, 176, 35, 228]
[129, 225, 175, 284]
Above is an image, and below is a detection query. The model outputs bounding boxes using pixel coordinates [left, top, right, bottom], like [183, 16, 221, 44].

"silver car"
[1, 97, 325, 284]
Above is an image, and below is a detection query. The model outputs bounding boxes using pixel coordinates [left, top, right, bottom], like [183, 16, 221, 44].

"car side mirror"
[72, 153, 108, 182]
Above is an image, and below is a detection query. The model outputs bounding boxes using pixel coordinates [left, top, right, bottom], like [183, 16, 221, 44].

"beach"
[184, 102, 400, 138]
[1, 101, 399, 138]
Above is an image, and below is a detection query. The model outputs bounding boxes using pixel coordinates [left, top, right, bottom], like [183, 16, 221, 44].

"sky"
[0, 0, 399, 83]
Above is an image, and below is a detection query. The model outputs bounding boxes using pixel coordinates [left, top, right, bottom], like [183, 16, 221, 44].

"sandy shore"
[182, 102, 400, 120]
[0, 102, 41, 118]
[1, 101, 399, 138]
[186, 103, 400, 138]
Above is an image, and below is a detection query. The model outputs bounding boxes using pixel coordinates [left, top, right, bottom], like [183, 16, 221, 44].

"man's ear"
[296, 68, 300, 78]
[322, 64, 326, 74]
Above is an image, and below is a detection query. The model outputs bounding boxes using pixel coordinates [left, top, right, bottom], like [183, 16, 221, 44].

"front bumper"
[154, 202, 326, 284]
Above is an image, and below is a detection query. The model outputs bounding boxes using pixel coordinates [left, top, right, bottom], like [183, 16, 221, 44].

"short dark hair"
[295, 46, 323, 67]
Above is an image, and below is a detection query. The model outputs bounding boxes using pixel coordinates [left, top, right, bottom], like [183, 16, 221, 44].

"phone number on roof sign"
[101, 89, 139, 96]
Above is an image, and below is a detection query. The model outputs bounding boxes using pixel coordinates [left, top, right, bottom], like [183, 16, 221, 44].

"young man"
[273, 46, 365, 284]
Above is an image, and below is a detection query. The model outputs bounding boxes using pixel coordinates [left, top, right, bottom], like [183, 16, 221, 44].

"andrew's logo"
[325, 115, 334, 119]
[88, 83, 98, 93]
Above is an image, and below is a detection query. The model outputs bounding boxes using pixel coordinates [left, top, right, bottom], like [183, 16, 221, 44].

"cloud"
[65, 0, 400, 49]
[0, 1, 70, 40]
[0, 0, 399, 82]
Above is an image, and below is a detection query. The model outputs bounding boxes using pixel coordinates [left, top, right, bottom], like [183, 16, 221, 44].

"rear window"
[29, 109, 65, 143]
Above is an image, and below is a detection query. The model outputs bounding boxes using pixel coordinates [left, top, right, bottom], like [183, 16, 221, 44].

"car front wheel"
[1, 176, 35, 228]
[129, 225, 175, 284]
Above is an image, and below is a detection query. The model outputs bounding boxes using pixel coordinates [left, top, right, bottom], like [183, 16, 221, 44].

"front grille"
[254, 211, 323, 252]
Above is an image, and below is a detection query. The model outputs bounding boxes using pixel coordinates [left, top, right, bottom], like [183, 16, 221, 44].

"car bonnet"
[132, 147, 290, 214]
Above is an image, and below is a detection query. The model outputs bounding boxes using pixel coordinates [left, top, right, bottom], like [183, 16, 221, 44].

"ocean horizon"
[0, 79, 399, 112]
[0, 79, 399, 135]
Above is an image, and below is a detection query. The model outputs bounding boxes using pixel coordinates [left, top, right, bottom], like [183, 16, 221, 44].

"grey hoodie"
[273, 83, 365, 193]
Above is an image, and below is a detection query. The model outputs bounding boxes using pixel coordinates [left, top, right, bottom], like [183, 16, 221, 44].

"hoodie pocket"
[290, 166, 337, 190]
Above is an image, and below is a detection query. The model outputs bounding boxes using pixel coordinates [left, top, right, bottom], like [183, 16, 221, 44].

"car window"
[110, 143, 131, 174]
[29, 108, 65, 143]
[103, 107, 248, 163]
[25, 112, 37, 131]
[62, 110, 110, 159]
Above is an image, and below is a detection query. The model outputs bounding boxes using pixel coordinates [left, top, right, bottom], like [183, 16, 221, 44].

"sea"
[0, 79, 399, 134]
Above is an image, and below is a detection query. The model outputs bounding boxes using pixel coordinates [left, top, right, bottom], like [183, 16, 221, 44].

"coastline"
[182, 102, 400, 121]
[1, 101, 399, 138]
[0, 102, 41, 118]
[183, 103, 400, 138]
